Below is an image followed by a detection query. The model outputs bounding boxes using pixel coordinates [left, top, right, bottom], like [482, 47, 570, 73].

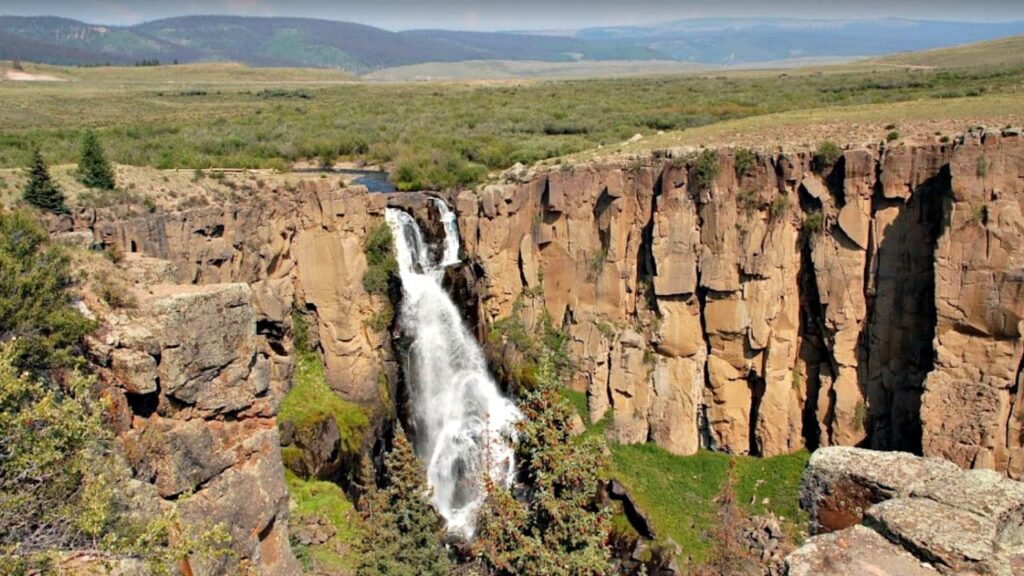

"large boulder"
[788, 447, 1024, 576]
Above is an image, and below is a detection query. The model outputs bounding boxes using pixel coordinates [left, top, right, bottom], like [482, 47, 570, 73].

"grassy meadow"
[2, 57, 1023, 190]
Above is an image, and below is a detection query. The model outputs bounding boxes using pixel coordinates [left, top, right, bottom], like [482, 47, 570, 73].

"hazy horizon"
[2, 0, 1024, 31]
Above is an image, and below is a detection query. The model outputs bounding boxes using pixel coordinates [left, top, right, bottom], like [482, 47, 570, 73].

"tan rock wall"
[89, 283, 301, 575]
[461, 133, 1024, 477]
[923, 130, 1024, 478]
[90, 182, 392, 406]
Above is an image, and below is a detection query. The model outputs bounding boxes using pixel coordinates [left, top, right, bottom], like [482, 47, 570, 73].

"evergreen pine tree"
[356, 427, 450, 576]
[474, 353, 612, 576]
[22, 148, 67, 214]
[78, 129, 115, 190]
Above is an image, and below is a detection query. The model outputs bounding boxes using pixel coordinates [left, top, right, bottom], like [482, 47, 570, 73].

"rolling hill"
[3, 14, 1024, 72]
[0, 15, 668, 71]
[873, 34, 1024, 68]
[576, 18, 1024, 65]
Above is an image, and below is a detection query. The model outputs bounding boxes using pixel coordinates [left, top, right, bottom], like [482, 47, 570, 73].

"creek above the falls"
[385, 203, 520, 537]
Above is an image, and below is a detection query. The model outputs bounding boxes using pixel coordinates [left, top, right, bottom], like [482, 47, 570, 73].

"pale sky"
[1, 0, 1023, 30]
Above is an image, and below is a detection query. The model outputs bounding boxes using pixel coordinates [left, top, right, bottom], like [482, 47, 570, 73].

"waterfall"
[385, 204, 520, 537]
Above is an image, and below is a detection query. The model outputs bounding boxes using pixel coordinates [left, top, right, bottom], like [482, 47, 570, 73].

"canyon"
[64, 127, 1024, 571]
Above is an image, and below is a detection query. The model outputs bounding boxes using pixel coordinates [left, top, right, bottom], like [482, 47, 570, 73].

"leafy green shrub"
[0, 211, 96, 373]
[802, 211, 824, 234]
[22, 148, 67, 214]
[96, 277, 138, 309]
[768, 193, 791, 220]
[0, 344, 236, 574]
[361, 221, 397, 295]
[737, 188, 760, 217]
[690, 149, 720, 193]
[886, 131, 900, 142]
[733, 148, 756, 178]
[487, 294, 573, 388]
[853, 400, 868, 432]
[813, 140, 842, 171]
[971, 203, 989, 226]
[366, 302, 394, 333]
[0, 345, 111, 556]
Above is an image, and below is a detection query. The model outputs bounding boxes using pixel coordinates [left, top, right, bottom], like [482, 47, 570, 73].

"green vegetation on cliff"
[279, 350, 369, 460]
[285, 471, 362, 574]
[356, 429, 450, 576]
[280, 312, 369, 473]
[0, 211, 94, 373]
[280, 311, 368, 574]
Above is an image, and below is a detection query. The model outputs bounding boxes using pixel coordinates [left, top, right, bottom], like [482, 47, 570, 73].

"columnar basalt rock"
[460, 133, 1024, 477]
[922, 129, 1024, 479]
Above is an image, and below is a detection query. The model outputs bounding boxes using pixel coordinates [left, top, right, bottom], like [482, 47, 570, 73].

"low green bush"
[814, 140, 843, 170]
[361, 221, 397, 295]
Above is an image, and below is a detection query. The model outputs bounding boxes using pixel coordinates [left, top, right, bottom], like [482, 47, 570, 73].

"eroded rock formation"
[789, 446, 1024, 575]
[459, 129, 1024, 478]
[88, 281, 301, 574]
[87, 181, 393, 408]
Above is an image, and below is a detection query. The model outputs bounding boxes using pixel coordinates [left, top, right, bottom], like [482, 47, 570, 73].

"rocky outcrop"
[87, 181, 393, 409]
[789, 446, 1024, 576]
[75, 181, 400, 574]
[89, 282, 301, 575]
[459, 131, 1024, 478]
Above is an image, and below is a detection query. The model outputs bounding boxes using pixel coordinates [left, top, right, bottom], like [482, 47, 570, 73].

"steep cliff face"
[86, 181, 393, 408]
[459, 130, 1024, 478]
[88, 281, 301, 574]
[73, 181, 396, 572]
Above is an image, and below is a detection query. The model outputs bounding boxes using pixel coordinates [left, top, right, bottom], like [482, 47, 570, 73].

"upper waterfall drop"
[385, 203, 520, 538]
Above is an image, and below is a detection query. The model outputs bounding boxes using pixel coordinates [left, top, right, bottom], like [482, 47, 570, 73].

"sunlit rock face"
[458, 130, 1024, 479]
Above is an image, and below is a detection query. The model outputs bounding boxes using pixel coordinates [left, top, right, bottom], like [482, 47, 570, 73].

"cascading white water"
[385, 204, 520, 537]
[432, 198, 461, 267]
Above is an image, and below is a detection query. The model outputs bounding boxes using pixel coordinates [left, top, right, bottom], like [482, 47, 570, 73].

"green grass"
[559, 388, 590, 425]
[608, 444, 810, 567]
[3, 61, 1023, 189]
[285, 469, 361, 573]
[734, 450, 810, 540]
[279, 351, 368, 457]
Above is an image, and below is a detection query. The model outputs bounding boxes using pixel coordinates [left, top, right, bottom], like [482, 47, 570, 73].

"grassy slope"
[279, 351, 368, 458]
[286, 470, 361, 573]
[873, 34, 1024, 69]
[555, 396, 809, 568]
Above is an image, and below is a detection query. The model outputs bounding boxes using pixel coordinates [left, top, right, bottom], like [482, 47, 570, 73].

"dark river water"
[337, 169, 396, 192]
[293, 168, 395, 192]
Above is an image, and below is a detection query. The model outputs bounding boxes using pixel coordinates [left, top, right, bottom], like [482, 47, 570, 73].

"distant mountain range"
[2, 15, 1024, 71]
[576, 18, 1024, 64]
